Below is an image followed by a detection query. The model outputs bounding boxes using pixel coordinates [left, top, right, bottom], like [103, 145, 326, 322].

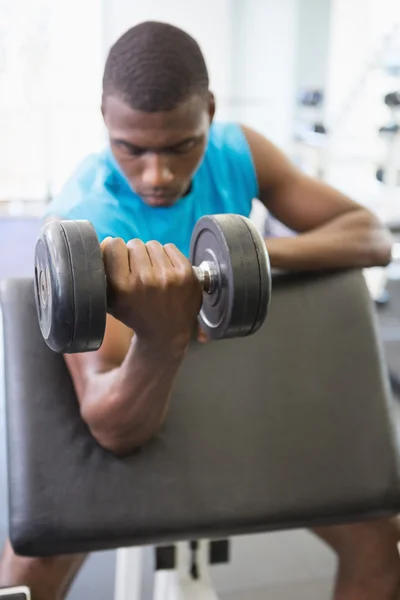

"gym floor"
[0, 217, 399, 600]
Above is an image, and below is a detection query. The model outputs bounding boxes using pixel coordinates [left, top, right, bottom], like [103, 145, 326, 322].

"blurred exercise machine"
[376, 91, 400, 187]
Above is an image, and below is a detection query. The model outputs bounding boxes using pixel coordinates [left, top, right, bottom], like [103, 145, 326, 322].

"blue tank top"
[44, 122, 259, 257]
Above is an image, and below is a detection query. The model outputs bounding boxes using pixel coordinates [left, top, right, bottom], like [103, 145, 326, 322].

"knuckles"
[127, 238, 147, 251]
[145, 240, 163, 252]
[103, 237, 198, 296]
[104, 237, 126, 257]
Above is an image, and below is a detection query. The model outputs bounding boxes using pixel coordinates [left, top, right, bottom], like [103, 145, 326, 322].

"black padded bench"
[1, 269, 400, 558]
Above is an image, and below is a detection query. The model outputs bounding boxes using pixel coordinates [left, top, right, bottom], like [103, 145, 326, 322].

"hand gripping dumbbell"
[34, 214, 272, 353]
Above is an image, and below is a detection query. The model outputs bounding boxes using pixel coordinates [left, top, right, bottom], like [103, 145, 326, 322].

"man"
[0, 20, 398, 600]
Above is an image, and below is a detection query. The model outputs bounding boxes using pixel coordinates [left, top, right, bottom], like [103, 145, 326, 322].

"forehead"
[103, 95, 209, 147]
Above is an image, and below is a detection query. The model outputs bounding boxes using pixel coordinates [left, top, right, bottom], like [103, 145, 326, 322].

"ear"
[101, 96, 106, 122]
[208, 91, 216, 124]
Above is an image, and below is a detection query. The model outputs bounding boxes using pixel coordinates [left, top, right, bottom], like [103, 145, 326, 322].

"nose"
[141, 153, 174, 189]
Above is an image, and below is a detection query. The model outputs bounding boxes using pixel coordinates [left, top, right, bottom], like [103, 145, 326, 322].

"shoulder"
[44, 149, 116, 219]
[239, 125, 298, 193]
[43, 148, 124, 241]
[208, 121, 251, 153]
[205, 122, 259, 198]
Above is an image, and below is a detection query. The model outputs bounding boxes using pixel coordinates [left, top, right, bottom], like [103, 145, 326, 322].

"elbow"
[371, 240, 392, 267]
[90, 423, 157, 457]
[368, 230, 393, 268]
[92, 431, 148, 457]
[358, 210, 393, 268]
[80, 399, 161, 457]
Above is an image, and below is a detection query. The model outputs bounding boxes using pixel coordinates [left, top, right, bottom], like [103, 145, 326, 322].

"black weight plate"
[190, 214, 271, 339]
[34, 220, 107, 353]
[34, 222, 74, 353]
[241, 216, 272, 335]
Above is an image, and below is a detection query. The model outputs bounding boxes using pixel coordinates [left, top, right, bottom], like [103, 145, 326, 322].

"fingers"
[146, 240, 175, 268]
[102, 237, 191, 286]
[164, 243, 191, 271]
[127, 239, 153, 274]
[102, 237, 130, 283]
[100, 237, 113, 253]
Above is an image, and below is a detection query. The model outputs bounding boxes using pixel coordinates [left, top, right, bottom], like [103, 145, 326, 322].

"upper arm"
[241, 125, 364, 233]
[64, 315, 133, 403]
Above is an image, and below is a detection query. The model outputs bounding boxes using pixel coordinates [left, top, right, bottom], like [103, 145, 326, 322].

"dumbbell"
[34, 214, 272, 353]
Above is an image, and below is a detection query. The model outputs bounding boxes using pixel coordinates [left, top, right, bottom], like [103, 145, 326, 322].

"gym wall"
[102, 0, 299, 152]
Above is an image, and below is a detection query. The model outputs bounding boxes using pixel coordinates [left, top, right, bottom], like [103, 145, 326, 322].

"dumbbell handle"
[192, 261, 218, 294]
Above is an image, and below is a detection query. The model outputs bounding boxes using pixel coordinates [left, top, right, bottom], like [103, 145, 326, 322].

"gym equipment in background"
[376, 90, 400, 187]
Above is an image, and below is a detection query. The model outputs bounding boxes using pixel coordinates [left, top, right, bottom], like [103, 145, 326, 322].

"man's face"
[102, 94, 214, 207]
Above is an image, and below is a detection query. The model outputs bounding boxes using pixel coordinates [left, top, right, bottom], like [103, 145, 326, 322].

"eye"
[115, 142, 145, 157]
[172, 139, 199, 154]
[127, 146, 145, 157]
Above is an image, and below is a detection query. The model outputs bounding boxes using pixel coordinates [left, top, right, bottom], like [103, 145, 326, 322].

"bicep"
[64, 315, 133, 402]
[242, 125, 363, 233]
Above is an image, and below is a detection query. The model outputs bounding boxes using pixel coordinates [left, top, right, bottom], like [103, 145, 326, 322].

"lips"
[141, 191, 178, 207]
[147, 198, 172, 207]
[143, 191, 174, 198]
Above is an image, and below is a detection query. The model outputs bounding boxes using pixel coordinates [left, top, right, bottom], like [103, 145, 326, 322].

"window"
[0, 0, 105, 212]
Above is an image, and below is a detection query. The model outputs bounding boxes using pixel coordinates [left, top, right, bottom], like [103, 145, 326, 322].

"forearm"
[79, 337, 188, 455]
[265, 209, 393, 271]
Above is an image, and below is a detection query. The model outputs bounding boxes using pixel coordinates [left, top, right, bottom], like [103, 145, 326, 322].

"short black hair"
[102, 21, 210, 112]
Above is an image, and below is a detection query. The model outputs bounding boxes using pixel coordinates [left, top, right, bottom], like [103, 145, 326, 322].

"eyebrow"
[111, 136, 200, 152]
